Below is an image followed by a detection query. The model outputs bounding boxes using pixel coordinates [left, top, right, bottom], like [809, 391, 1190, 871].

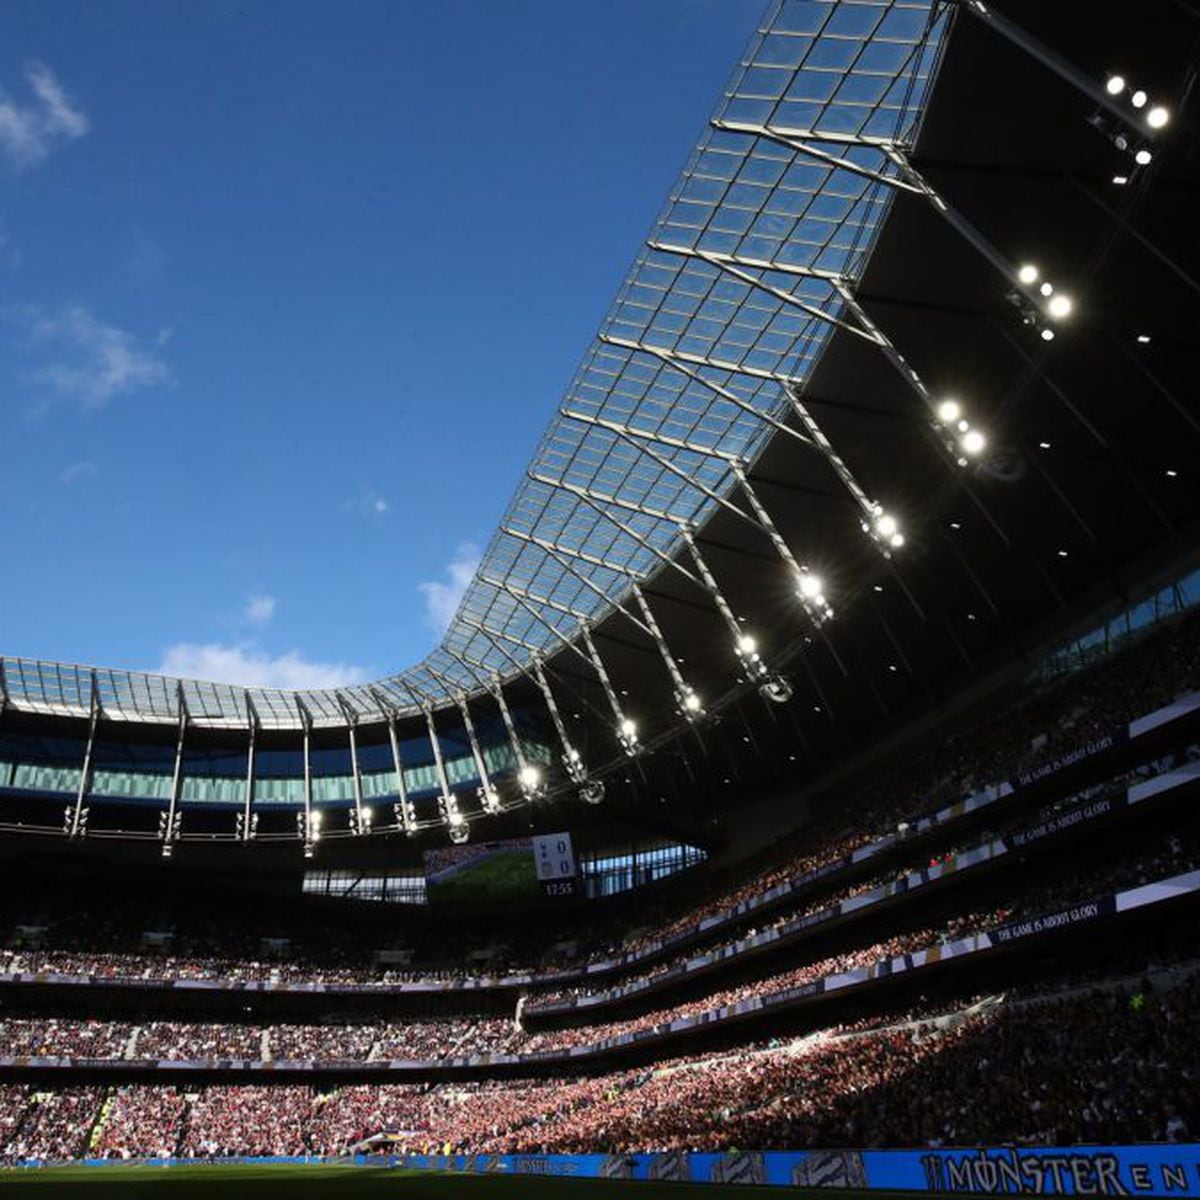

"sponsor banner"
[393, 1147, 1200, 1194]
[1014, 732, 1122, 791]
[988, 897, 1114, 946]
[1006, 793, 1125, 850]
[30, 1146, 1200, 1192]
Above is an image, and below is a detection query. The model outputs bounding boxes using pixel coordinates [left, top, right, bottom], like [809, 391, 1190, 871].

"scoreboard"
[531, 832, 580, 899]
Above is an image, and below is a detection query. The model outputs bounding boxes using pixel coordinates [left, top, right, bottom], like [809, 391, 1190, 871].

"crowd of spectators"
[4, 610, 1197, 1004]
[3, 826, 1196, 1071]
[2, 972, 1196, 1160]
[0, 1018, 130, 1059]
[93, 1086, 186, 1159]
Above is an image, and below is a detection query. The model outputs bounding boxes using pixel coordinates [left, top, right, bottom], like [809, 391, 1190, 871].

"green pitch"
[0, 1163, 827, 1197]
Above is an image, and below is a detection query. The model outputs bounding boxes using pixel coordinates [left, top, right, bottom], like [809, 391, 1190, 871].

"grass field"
[0, 1163, 871, 1197]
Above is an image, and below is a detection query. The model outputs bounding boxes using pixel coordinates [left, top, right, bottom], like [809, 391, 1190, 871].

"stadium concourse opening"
[3, 0, 1200, 1194]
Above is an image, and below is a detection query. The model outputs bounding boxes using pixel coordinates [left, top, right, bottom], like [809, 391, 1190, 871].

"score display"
[531, 832, 580, 899]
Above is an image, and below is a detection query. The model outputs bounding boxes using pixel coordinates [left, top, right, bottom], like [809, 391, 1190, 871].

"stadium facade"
[2, 1, 1200, 1171]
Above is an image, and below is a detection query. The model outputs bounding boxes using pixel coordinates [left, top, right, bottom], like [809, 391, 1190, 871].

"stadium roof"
[1, 0, 1198, 827]
[0, 0, 952, 729]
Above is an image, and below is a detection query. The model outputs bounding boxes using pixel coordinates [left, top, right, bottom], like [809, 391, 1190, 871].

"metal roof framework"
[0, 0, 953, 732]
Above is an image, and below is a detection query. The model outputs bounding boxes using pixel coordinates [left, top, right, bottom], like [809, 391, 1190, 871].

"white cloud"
[156, 642, 369, 690]
[59, 460, 98, 484]
[243, 594, 276, 626]
[418, 542, 480, 634]
[343, 487, 389, 518]
[0, 62, 89, 171]
[4, 303, 171, 409]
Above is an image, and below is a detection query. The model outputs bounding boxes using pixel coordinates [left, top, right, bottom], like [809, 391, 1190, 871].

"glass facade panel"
[301, 870, 427, 905]
[580, 840, 706, 898]
[1035, 565, 1200, 682]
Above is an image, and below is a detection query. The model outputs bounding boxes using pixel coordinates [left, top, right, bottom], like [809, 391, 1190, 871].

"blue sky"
[1, 0, 763, 688]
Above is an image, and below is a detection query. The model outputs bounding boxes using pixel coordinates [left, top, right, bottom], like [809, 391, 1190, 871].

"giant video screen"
[422, 837, 538, 905]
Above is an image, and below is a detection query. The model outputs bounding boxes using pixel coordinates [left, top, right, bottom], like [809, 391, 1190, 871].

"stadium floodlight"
[799, 572, 824, 599]
[1039, 281, 1054, 297]
[617, 716, 639, 755]
[579, 779, 606, 805]
[1105, 74, 1126, 96]
[737, 634, 758, 657]
[1147, 106, 1169, 129]
[936, 399, 961, 424]
[1041, 329, 1056, 342]
[517, 764, 544, 801]
[1047, 294, 1073, 320]
[1131, 89, 1148, 109]
[1017, 264, 1039, 285]
[1135, 148, 1153, 166]
[961, 429, 987, 456]
[678, 687, 704, 719]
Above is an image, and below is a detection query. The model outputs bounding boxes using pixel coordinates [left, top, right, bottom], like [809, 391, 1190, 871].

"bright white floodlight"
[1135, 148, 1153, 166]
[737, 634, 758, 656]
[961, 429, 987, 456]
[1047, 294, 1073, 319]
[936, 399, 961, 424]
[518, 764, 542, 790]
[1131, 89, 1148, 109]
[1147, 106, 1169, 130]
[1017, 264, 1039, 285]
[1105, 75, 1126, 96]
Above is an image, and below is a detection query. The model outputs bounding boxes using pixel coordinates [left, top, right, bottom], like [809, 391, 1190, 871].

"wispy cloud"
[156, 642, 369, 690]
[59, 460, 98, 484]
[3, 303, 171, 409]
[343, 487, 390, 518]
[0, 62, 89, 171]
[242, 594, 276, 626]
[418, 542, 480, 634]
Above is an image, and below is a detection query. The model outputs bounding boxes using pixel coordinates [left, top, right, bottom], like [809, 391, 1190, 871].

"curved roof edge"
[0, 0, 950, 730]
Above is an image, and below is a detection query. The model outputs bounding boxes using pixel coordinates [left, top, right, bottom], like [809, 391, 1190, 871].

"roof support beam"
[648, 239, 848, 286]
[449, 636, 600, 798]
[298, 703, 316, 855]
[598, 334, 816, 447]
[597, 332, 802, 387]
[66, 673, 100, 840]
[646, 239, 884, 345]
[240, 697, 258, 842]
[730, 461, 832, 624]
[423, 705, 466, 842]
[955, 0, 1161, 137]
[423, 663, 503, 814]
[579, 627, 638, 755]
[478, 572, 596, 628]
[512, 484, 702, 590]
[369, 686, 416, 835]
[560, 406, 742, 464]
[562, 414, 761, 530]
[337, 694, 369, 835]
[160, 683, 187, 858]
